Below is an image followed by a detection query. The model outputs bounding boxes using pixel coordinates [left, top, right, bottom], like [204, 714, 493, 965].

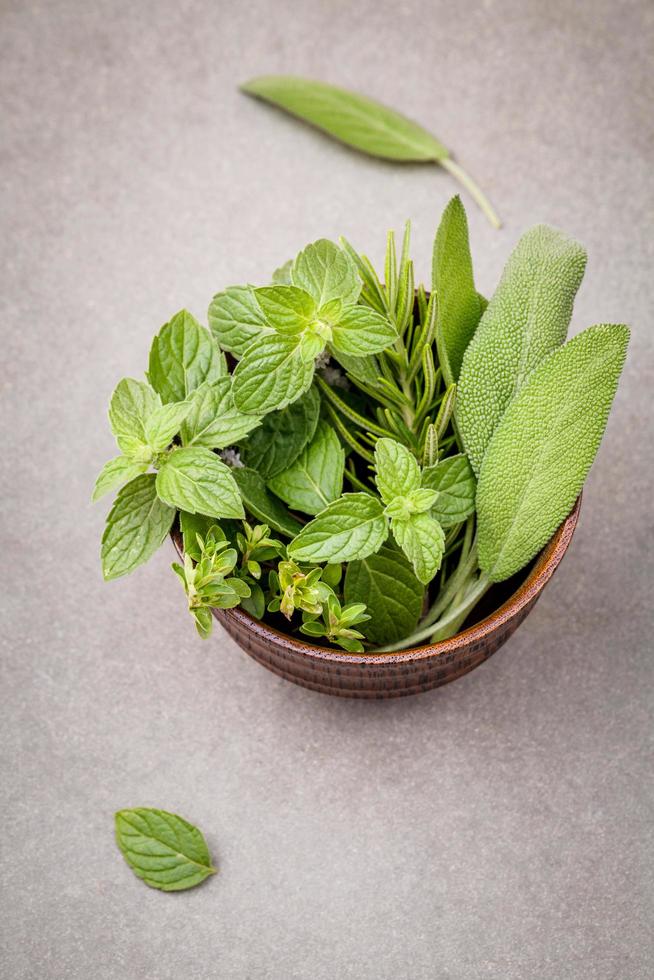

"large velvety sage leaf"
[240, 385, 320, 478]
[115, 808, 216, 892]
[208, 285, 272, 358]
[288, 493, 388, 563]
[421, 453, 476, 528]
[155, 448, 244, 518]
[477, 324, 629, 582]
[457, 225, 587, 474]
[330, 306, 397, 357]
[148, 309, 225, 404]
[291, 239, 361, 308]
[92, 456, 150, 502]
[108, 378, 159, 458]
[232, 467, 303, 538]
[180, 379, 262, 449]
[232, 333, 315, 415]
[374, 438, 421, 504]
[254, 285, 317, 334]
[391, 512, 445, 584]
[268, 420, 344, 515]
[432, 196, 482, 383]
[101, 474, 175, 580]
[344, 541, 424, 646]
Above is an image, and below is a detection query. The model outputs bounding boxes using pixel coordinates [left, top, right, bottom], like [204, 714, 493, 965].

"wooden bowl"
[171, 497, 581, 699]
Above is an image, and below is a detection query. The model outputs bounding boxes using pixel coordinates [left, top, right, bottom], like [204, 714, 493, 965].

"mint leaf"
[180, 379, 262, 449]
[108, 378, 159, 458]
[391, 511, 445, 584]
[268, 420, 344, 515]
[330, 306, 398, 357]
[101, 474, 175, 580]
[288, 493, 388, 563]
[344, 541, 424, 646]
[374, 438, 421, 504]
[240, 385, 320, 478]
[477, 323, 629, 582]
[115, 808, 216, 892]
[432, 196, 482, 383]
[148, 309, 225, 404]
[156, 448, 244, 518]
[92, 456, 150, 502]
[179, 511, 216, 561]
[271, 260, 293, 285]
[232, 467, 303, 538]
[232, 332, 314, 415]
[421, 453, 476, 528]
[208, 285, 272, 358]
[254, 285, 317, 334]
[457, 226, 587, 473]
[143, 401, 192, 452]
[329, 348, 381, 385]
[291, 238, 361, 308]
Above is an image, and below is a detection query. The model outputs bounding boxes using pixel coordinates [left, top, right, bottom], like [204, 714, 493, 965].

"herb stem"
[440, 158, 502, 230]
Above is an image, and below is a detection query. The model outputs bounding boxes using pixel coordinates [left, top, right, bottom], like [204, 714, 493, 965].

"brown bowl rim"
[173, 496, 580, 665]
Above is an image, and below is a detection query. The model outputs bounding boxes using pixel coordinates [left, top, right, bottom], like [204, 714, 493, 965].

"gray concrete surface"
[2, 0, 653, 977]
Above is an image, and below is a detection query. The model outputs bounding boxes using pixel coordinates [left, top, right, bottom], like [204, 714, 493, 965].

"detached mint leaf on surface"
[344, 541, 424, 647]
[291, 238, 361, 308]
[457, 225, 587, 474]
[391, 511, 445, 585]
[101, 474, 175, 580]
[143, 401, 192, 453]
[288, 493, 388, 563]
[108, 378, 159, 458]
[208, 285, 272, 358]
[477, 323, 629, 582]
[148, 309, 226, 404]
[155, 448, 244, 519]
[115, 808, 216, 892]
[421, 453, 477, 527]
[240, 385, 320, 477]
[92, 456, 150, 502]
[330, 306, 398, 357]
[268, 420, 345, 515]
[232, 467, 303, 538]
[180, 379, 262, 449]
[232, 332, 314, 415]
[374, 438, 421, 504]
[254, 285, 317, 334]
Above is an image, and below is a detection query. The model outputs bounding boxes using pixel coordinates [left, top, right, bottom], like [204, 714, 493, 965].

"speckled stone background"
[2, 1, 653, 977]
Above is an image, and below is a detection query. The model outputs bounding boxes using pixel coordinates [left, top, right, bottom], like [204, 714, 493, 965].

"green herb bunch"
[95, 197, 628, 651]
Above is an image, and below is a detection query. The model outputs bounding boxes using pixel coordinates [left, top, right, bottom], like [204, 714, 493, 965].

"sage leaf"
[391, 511, 445, 585]
[101, 474, 175, 580]
[115, 808, 216, 892]
[143, 401, 192, 452]
[241, 76, 501, 228]
[291, 238, 361, 308]
[240, 385, 320, 478]
[457, 225, 587, 474]
[254, 285, 317, 334]
[92, 456, 150, 502]
[156, 448, 244, 518]
[330, 306, 398, 357]
[421, 453, 476, 528]
[268, 420, 344, 515]
[288, 493, 388, 563]
[477, 323, 629, 582]
[432, 196, 482, 384]
[148, 309, 226, 404]
[232, 467, 303, 538]
[180, 379, 262, 449]
[344, 541, 424, 646]
[208, 285, 272, 358]
[108, 378, 159, 458]
[232, 332, 314, 415]
[374, 437, 421, 504]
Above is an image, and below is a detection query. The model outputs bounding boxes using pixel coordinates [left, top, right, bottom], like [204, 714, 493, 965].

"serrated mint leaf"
[143, 401, 192, 452]
[232, 467, 303, 538]
[108, 378, 159, 458]
[268, 420, 344, 515]
[330, 306, 398, 357]
[288, 493, 388, 563]
[421, 453, 477, 528]
[329, 348, 381, 385]
[180, 378, 262, 449]
[391, 511, 445, 584]
[432, 195, 482, 383]
[101, 474, 175, 580]
[232, 332, 314, 415]
[208, 285, 272, 358]
[114, 808, 216, 892]
[254, 285, 317, 334]
[240, 385, 320, 478]
[374, 438, 421, 504]
[291, 238, 361, 308]
[148, 309, 225, 404]
[271, 260, 293, 285]
[457, 225, 587, 474]
[344, 541, 424, 646]
[156, 448, 244, 518]
[92, 456, 150, 502]
[477, 324, 629, 582]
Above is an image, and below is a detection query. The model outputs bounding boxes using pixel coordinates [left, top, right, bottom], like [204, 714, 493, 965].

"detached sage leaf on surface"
[232, 467, 303, 538]
[374, 437, 421, 504]
[268, 420, 345, 515]
[241, 75, 501, 228]
[344, 541, 424, 646]
[421, 453, 476, 528]
[391, 512, 445, 585]
[477, 324, 629, 582]
[115, 808, 216, 892]
[330, 306, 398, 357]
[180, 378, 262, 449]
[288, 493, 388, 563]
[232, 332, 314, 415]
[240, 385, 320, 478]
[108, 378, 159, 458]
[143, 401, 192, 453]
[457, 225, 587, 474]
[155, 448, 244, 519]
[92, 456, 150, 502]
[254, 285, 317, 334]
[148, 310, 226, 404]
[208, 285, 272, 358]
[291, 238, 361, 308]
[101, 474, 175, 580]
